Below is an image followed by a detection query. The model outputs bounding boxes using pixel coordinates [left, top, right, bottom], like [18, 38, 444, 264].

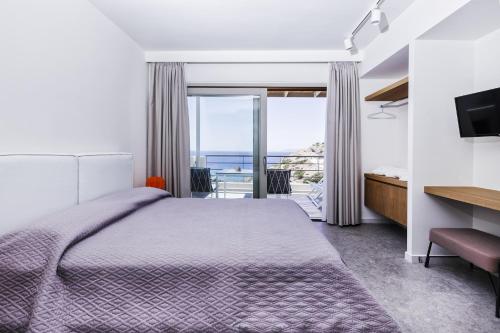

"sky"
[188, 96, 326, 153]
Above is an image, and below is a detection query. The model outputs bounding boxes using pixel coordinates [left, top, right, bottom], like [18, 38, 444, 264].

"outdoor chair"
[307, 178, 324, 208]
[267, 169, 292, 198]
[191, 167, 216, 198]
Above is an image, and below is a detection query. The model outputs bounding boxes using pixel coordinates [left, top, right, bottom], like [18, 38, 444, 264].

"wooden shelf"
[424, 186, 500, 212]
[365, 77, 408, 101]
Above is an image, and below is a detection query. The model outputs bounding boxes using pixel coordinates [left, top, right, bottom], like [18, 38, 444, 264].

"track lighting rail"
[344, 0, 386, 51]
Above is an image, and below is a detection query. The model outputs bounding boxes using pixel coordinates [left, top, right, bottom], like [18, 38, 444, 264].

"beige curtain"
[147, 62, 191, 198]
[322, 62, 361, 226]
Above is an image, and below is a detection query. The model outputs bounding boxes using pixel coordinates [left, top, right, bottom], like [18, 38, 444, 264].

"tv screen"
[455, 87, 500, 137]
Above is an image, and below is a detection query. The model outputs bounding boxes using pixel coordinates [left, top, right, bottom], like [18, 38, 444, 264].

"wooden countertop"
[364, 173, 407, 188]
[424, 186, 500, 212]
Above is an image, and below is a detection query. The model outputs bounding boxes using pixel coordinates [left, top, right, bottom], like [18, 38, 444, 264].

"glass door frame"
[187, 87, 268, 198]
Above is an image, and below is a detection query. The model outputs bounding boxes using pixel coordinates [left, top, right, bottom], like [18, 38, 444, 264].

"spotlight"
[371, 7, 382, 25]
[344, 36, 355, 51]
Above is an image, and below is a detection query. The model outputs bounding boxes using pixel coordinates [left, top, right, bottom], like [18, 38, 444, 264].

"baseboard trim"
[405, 252, 421, 264]
[405, 251, 461, 264]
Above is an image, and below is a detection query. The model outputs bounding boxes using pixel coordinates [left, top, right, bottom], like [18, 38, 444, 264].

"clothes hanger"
[367, 99, 408, 120]
[367, 108, 396, 119]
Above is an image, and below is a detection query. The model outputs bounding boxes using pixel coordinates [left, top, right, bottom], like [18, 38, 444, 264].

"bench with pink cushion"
[425, 228, 500, 318]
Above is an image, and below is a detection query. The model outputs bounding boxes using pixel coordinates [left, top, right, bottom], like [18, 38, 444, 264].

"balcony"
[191, 154, 324, 219]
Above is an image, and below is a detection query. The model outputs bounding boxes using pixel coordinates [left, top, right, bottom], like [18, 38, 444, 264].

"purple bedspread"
[0, 188, 400, 332]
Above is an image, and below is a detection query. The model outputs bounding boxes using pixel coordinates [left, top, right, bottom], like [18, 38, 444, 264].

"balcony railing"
[193, 154, 324, 185]
[204, 154, 253, 171]
[202, 154, 323, 169]
[266, 155, 324, 174]
[191, 154, 323, 218]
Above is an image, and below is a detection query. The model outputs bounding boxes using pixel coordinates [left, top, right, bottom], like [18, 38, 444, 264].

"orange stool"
[146, 176, 166, 190]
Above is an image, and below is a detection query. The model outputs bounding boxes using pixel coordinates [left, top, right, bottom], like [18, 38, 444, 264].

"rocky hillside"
[273, 142, 324, 184]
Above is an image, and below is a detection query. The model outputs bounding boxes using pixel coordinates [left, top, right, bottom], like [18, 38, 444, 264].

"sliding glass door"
[187, 88, 267, 199]
[265, 91, 326, 218]
[187, 86, 326, 215]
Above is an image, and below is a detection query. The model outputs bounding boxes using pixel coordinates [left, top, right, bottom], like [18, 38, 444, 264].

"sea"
[192, 151, 293, 171]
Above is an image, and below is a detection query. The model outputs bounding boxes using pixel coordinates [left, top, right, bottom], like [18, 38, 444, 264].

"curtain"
[322, 62, 361, 226]
[147, 62, 191, 198]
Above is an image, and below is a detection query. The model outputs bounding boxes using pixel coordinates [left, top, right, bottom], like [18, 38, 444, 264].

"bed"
[0, 155, 400, 333]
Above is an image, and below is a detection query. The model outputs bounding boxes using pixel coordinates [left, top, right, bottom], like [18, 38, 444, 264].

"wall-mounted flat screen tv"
[455, 87, 500, 137]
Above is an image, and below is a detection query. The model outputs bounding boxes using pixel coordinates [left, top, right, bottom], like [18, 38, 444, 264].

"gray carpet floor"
[315, 222, 499, 333]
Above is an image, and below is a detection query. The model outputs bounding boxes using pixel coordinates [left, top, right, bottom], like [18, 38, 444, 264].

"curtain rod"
[146, 61, 362, 64]
[187, 84, 327, 89]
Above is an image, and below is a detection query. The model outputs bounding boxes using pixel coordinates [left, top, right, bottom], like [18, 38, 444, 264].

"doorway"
[187, 87, 326, 219]
[187, 88, 267, 199]
[266, 89, 326, 219]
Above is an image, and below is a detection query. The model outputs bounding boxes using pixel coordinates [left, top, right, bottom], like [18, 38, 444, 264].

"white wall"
[406, 40, 475, 261]
[0, 0, 147, 186]
[472, 28, 500, 237]
[358, 0, 500, 261]
[360, 0, 471, 77]
[185, 63, 330, 86]
[360, 78, 408, 221]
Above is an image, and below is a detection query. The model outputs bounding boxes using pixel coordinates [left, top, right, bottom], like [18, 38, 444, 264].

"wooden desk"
[424, 186, 500, 212]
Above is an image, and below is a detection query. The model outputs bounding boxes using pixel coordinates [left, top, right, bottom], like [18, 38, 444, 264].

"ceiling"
[89, 0, 415, 51]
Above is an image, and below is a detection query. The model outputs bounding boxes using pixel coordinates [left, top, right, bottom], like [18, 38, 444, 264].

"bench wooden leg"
[424, 242, 432, 268]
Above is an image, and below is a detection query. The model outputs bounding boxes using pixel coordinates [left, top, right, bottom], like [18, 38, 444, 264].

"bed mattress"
[0, 188, 400, 332]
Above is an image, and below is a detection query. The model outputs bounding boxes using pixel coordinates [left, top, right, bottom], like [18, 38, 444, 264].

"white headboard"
[77, 153, 134, 203]
[0, 153, 134, 235]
